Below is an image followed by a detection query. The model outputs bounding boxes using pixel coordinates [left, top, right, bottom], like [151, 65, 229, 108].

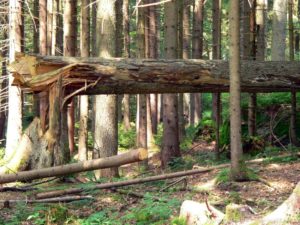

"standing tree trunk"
[212, 0, 222, 158]
[177, 0, 185, 141]
[78, 0, 90, 161]
[47, 0, 53, 55]
[271, 0, 287, 144]
[123, 0, 131, 131]
[162, 0, 181, 168]
[192, 0, 204, 126]
[5, 0, 23, 161]
[229, 0, 247, 181]
[248, 0, 257, 137]
[288, 0, 299, 146]
[148, 0, 158, 135]
[116, 0, 123, 124]
[94, 0, 119, 178]
[39, 0, 48, 133]
[0, 14, 8, 142]
[272, 0, 287, 61]
[64, 0, 77, 155]
[136, 1, 148, 169]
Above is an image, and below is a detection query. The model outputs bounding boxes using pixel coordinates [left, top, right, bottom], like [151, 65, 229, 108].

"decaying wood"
[8, 54, 300, 94]
[0, 148, 147, 184]
[35, 153, 300, 199]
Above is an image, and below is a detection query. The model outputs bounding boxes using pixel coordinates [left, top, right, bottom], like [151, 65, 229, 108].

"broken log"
[0, 148, 147, 184]
[8, 54, 300, 94]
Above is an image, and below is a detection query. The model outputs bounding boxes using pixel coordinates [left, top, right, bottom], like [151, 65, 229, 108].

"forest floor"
[0, 141, 300, 224]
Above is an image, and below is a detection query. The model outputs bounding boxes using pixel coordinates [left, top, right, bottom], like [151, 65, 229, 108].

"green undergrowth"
[216, 167, 259, 184]
[118, 123, 136, 151]
[3, 192, 181, 225]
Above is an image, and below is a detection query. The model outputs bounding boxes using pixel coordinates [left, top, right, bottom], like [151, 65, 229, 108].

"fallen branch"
[0, 148, 147, 184]
[1, 195, 93, 206]
[159, 177, 187, 192]
[0, 186, 37, 192]
[36, 164, 229, 199]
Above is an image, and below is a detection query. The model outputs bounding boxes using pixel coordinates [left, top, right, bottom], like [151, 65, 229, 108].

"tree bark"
[123, 95, 131, 131]
[248, 93, 256, 136]
[192, 0, 204, 127]
[162, 0, 181, 168]
[229, 0, 247, 180]
[64, 0, 77, 156]
[122, 0, 131, 132]
[272, 0, 287, 61]
[136, 1, 148, 169]
[10, 55, 300, 94]
[0, 148, 147, 184]
[5, 0, 23, 161]
[93, 0, 119, 178]
[78, 0, 90, 161]
[290, 89, 299, 146]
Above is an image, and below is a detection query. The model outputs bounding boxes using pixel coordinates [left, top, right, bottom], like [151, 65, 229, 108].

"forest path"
[0, 141, 299, 224]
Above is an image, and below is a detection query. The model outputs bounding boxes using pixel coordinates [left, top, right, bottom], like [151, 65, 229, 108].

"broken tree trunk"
[0, 148, 147, 184]
[8, 54, 300, 94]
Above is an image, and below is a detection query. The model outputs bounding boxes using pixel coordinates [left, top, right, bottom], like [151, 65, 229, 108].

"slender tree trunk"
[272, 0, 288, 145]
[248, 93, 256, 136]
[212, 0, 222, 158]
[47, 0, 53, 55]
[32, 0, 40, 117]
[116, 0, 123, 124]
[123, 95, 131, 131]
[0, 27, 7, 142]
[64, 0, 77, 157]
[248, 0, 257, 137]
[51, 0, 58, 55]
[78, 0, 90, 161]
[229, 0, 246, 181]
[288, 0, 299, 146]
[149, 0, 158, 135]
[290, 89, 299, 146]
[256, 0, 266, 60]
[272, 0, 287, 61]
[33, 0, 39, 53]
[137, 1, 148, 168]
[56, 0, 63, 55]
[192, 0, 204, 126]
[123, 0, 131, 131]
[39, 0, 48, 133]
[94, 0, 119, 178]
[162, 0, 181, 168]
[296, 0, 300, 58]
[177, 0, 185, 141]
[5, 0, 23, 160]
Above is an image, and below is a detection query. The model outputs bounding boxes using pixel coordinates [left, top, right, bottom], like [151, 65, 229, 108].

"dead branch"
[159, 177, 187, 192]
[1, 195, 93, 205]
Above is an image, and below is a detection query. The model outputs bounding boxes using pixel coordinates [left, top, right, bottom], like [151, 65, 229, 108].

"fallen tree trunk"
[9, 54, 300, 93]
[35, 153, 300, 199]
[35, 164, 229, 199]
[0, 148, 147, 184]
